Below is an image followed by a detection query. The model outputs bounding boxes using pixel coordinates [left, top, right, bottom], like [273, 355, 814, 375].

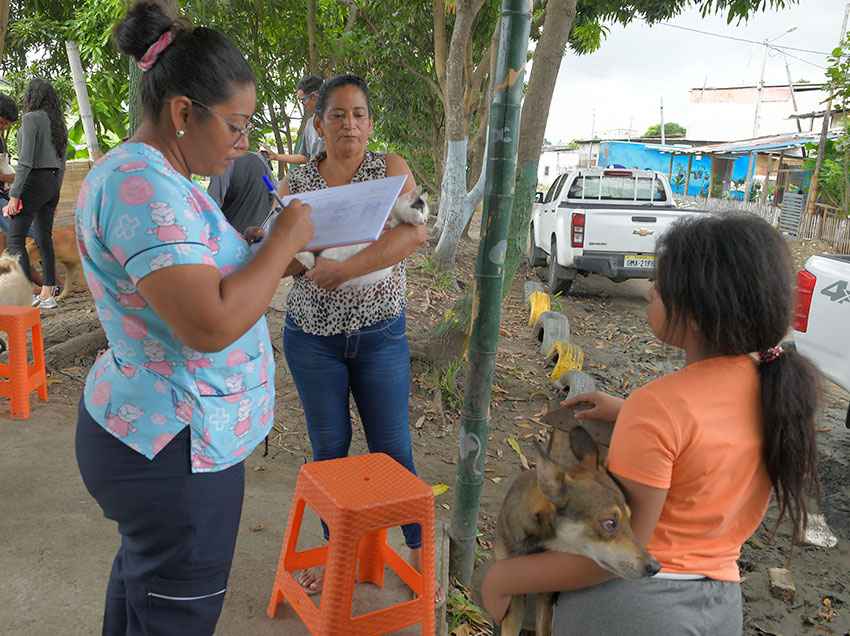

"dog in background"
[25, 225, 82, 300]
[494, 423, 661, 636]
[0, 252, 36, 353]
[294, 188, 429, 287]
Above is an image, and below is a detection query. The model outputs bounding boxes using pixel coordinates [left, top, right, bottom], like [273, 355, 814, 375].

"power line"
[658, 22, 831, 56]
[774, 48, 828, 70]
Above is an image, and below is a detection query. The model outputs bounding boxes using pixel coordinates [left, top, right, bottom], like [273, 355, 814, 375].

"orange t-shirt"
[607, 355, 771, 582]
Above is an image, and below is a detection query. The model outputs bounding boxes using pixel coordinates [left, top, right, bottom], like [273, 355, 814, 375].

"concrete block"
[533, 311, 570, 355]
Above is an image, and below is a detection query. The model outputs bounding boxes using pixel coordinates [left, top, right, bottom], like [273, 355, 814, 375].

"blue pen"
[259, 175, 287, 228]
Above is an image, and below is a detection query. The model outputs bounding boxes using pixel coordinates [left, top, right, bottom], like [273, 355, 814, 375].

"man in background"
[262, 75, 325, 166]
[208, 151, 275, 234]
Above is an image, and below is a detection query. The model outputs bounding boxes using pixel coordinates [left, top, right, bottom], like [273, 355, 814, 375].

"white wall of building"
[537, 147, 582, 187]
[685, 85, 828, 141]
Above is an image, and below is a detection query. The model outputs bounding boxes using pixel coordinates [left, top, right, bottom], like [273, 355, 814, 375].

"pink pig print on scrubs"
[148, 202, 187, 241]
[105, 403, 144, 438]
[144, 339, 174, 377]
[116, 279, 147, 309]
[233, 398, 252, 438]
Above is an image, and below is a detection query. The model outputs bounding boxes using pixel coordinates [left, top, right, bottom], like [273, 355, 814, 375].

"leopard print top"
[286, 151, 407, 335]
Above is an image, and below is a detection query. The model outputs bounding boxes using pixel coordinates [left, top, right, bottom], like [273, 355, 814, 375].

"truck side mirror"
[535, 191, 544, 203]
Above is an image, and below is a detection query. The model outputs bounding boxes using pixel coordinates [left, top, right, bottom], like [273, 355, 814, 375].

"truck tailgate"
[580, 205, 690, 254]
[794, 255, 850, 391]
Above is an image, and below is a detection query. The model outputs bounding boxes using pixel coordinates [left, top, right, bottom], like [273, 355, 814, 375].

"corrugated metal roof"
[671, 131, 840, 156]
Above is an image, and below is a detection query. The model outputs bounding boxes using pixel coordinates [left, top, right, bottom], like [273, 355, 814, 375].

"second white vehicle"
[528, 168, 703, 293]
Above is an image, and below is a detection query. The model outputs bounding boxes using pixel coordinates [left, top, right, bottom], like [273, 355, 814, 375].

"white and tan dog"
[295, 188, 429, 288]
[0, 252, 36, 353]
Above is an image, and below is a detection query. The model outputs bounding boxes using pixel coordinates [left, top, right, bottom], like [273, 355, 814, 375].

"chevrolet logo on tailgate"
[633, 228, 654, 237]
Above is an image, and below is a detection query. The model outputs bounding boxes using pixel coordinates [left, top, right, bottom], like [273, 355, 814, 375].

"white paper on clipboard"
[260, 175, 407, 252]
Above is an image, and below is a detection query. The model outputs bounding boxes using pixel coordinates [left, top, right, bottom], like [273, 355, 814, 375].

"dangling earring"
[176, 129, 185, 139]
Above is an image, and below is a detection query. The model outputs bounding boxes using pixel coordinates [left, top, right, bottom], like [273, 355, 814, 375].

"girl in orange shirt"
[482, 213, 819, 635]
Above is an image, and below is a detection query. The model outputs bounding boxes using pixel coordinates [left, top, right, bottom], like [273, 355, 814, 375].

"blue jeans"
[283, 311, 421, 549]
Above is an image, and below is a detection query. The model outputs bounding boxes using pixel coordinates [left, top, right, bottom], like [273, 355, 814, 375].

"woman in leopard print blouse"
[279, 74, 428, 594]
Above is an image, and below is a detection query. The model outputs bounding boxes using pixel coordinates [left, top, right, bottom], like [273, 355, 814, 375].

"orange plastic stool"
[0, 305, 48, 419]
[267, 453, 436, 635]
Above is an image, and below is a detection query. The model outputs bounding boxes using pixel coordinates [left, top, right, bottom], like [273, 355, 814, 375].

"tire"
[547, 238, 574, 296]
[526, 223, 547, 269]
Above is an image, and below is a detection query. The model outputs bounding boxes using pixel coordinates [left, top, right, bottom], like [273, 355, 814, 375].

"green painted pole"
[449, 0, 531, 586]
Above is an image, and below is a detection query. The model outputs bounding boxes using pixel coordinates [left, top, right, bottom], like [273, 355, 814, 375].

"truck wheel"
[547, 238, 574, 295]
[527, 223, 547, 269]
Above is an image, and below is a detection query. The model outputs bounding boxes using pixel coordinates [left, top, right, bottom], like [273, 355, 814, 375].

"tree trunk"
[66, 41, 101, 159]
[128, 60, 143, 136]
[432, 0, 487, 269]
[307, 0, 319, 74]
[0, 0, 10, 64]
[502, 0, 577, 296]
[434, 0, 448, 97]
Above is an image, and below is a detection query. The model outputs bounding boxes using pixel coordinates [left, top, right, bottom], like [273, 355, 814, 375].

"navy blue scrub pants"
[75, 400, 244, 636]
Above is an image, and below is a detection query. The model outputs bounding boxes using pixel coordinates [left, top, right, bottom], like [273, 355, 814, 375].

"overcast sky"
[544, 0, 846, 143]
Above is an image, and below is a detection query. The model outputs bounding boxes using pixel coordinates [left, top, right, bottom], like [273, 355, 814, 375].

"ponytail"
[758, 347, 819, 539]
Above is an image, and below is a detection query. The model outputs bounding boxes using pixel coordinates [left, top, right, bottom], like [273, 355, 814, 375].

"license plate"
[624, 254, 655, 269]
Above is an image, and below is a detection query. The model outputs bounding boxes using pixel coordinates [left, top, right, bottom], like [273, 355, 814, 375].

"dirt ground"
[1, 234, 848, 635]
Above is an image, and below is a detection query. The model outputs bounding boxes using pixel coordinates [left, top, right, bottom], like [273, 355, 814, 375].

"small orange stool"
[0, 306, 48, 419]
[267, 453, 436, 635]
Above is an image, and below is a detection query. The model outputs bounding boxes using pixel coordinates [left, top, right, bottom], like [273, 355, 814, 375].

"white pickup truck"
[792, 254, 850, 428]
[527, 169, 702, 293]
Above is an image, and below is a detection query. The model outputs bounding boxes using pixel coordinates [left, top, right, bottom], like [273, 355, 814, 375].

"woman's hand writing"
[561, 391, 624, 423]
[269, 199, 314, 252]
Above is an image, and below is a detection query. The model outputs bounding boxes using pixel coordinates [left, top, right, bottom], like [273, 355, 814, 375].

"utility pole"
[587, 108, 596, 167]
[807, 1, 850, 216]
[449, 0, 530, 587]
[660, 97, 666, 145]
[783, 56, 803, 133]
[753, 26, 798, 138]
[753, 42, 769, 137]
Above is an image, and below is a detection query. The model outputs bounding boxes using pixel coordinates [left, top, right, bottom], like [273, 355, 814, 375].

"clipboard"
[261, 175, 407, 252]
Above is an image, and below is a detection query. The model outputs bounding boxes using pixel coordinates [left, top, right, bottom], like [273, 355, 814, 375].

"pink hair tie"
[758, 345, 784, 364]
[137, 30, 174, 72]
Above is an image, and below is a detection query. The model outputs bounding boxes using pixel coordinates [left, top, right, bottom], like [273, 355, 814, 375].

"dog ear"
[569, 426, 600, 470]
[532, 441, 570, 501]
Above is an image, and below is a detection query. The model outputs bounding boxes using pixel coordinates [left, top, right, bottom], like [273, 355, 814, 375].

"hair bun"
[114, 1, 179, 61]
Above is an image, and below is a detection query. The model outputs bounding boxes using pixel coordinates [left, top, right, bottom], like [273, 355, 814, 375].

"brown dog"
[25, 226, 82, 300]
[494, 422, 661, 636]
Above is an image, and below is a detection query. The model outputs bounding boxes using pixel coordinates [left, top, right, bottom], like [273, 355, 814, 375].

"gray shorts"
[553, 577, 742, 635]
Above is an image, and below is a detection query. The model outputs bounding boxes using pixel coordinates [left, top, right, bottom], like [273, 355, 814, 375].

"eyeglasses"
[190, 99, 254, 146]
[298, 92, 317, 106]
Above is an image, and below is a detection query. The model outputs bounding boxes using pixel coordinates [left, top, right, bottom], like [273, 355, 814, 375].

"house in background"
[537, 144, 582, 189]
[685, 83, 829, 140]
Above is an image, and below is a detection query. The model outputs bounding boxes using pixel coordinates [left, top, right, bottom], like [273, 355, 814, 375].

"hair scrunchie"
[137, 30, 174, 72]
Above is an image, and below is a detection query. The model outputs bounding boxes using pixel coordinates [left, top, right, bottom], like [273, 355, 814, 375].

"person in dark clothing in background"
[207, 151, 275, 234]
[2, 78, 67, 309]
[0, 93, 22, 254]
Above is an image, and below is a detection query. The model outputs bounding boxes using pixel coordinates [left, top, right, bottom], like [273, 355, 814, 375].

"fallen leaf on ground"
[506, 436, 530, 470]
[432, 483, 450, 497]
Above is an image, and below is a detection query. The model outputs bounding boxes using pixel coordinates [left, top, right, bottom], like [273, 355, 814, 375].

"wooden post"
[744, 152, 756, 203]
[760, 153, 773, 203]
[774, 151, 786, 206]
[684, 154, 694, 197]
[708, 157, 716, 199]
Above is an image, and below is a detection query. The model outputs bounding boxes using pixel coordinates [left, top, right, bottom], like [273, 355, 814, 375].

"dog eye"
[601, 518, 618, 533]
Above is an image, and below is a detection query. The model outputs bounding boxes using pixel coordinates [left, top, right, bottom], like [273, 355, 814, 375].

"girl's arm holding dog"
[481, 475, 667, 623]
